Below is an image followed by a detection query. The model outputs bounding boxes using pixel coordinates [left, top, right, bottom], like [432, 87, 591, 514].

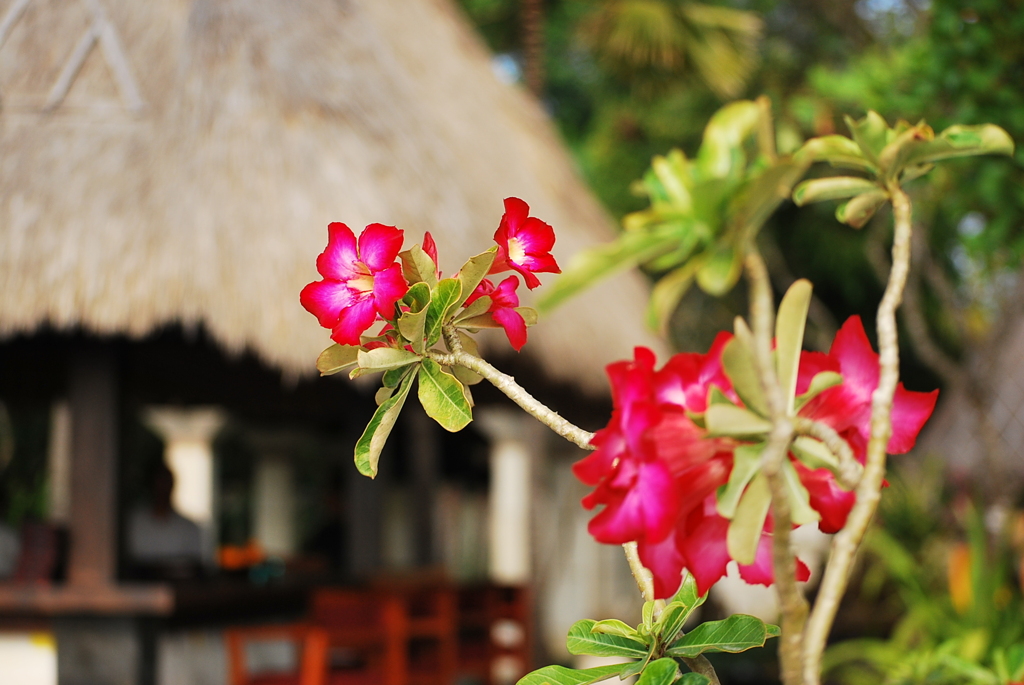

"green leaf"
[717, 442, 764, 519]
[666, 614, 780, 658]
[516, 664, 626, 685]
[651, 151, 694, 212]
[782, 458, 820, 525]
[904, 124, 1014, 167]
[516, 307, 539, 326]
[845, 111, 890, 165]
[835, 190, 889, 229]
[354, 372, 415, 478]
[728, 157, 812, 245]
[775, 279, 812, 415]
[705, 405, 772, 438]
[642, 601, 655, 633]
[451, 332, 483, 386]
[374, 385, 394, 406]
[403, 282, 431, 310]
[790, 436, 840, 472]
[357, 347, 421, 371]
[566, 619, 650, 658]
[424, 279, 463, 346]
[417, 359, 472, 432]
[668, 570, 708, 617]
[382, 365, 413, 389]
[647, 262, 699, 333]
[399, 244, 438, 289]
[697, 99, 762, 179]
[455, 247, 497, 308]
[538, 229, 678, 312]
[590, 619, 640, 639]
[796, 135, 876, 174]
[678, 675, 711, 685]
[695, 244, 741, 296]
[455, 313, 501, 329]
[454, 296, 492, 323]
[316, 345, 360, 376]
[635, 658, 679, 685]
[398, 308, 429, 353]
[619, 648, 654, 679]
[727, 472, 771, 565]
[794, 371, 842, 411]
[792, 176, 878, 206]
[721, 326, 768, 416]
[877, 124, 932, 179]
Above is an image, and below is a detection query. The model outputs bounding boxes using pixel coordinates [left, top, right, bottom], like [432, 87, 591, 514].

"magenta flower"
[489, 197, 561, 289]
[794, 316, 938, 532]
[422, 232, 440, 279]
[300, 222, 409, 346]
[464, 276, 529, 351]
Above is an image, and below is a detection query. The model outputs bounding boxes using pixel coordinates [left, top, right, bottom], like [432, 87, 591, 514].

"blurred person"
[126, 461, 203, 580]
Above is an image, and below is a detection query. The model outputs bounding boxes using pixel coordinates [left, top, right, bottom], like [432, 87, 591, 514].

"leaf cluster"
[517, 572, 780, 685]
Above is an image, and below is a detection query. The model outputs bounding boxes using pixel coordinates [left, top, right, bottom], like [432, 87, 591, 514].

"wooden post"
[68, 348, 118, 587]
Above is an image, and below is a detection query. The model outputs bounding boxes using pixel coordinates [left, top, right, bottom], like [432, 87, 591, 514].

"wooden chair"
[309, 588, 408, 685]
[226, 624, 328, 685]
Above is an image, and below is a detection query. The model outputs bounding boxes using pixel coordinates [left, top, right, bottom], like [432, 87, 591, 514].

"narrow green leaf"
[566, 619, 650, 658]
[636, 658, 680, 685]
[716, 442, 764, 519]
[666, 614, 780, 658]
[705, 404, 772, 438]
[590, 619, 640, 639]
[695, 244, 741, 296]
[728, 157, 812, 245]
[782, 459, 820, 525]
[538, 230, 678, 312]
[652, 151, 694, 212]
[775, 279, 812, 415]
[374, 385, 394, 406]
[455, 247, 498, 308]
[794, 371, 843, 411]
[836, 190, 889, 229]
[697, 99, 762, 179]
[382, 365, 413, 389]
[424, 279, 463, 346]
[655, 603, 690, 646]
[357, 347, 421, 371]
[316, 345, 360, 376]
[453, 296, 492, 323]
[790, 436, 840, 473]
[354, 372, 415, 478]
[398, 308, 429, 353]
[516, 664, 625, 685]
[399, 244, 438, 289]
[455, 313, 500, 329]
[721, 327, 768, 416]
[792, 176, 878, 206]
[646, 262, 699, 333]
[877, 123, 933, 180]
[727, 472, 771, 565]
[619, 648, 654, 680]
[796, 135, 876, 174]
[904, 124, 1014, 167]
[642, 601, 655, 632]
[417, 359, 472, 432]
[668, 571, 708, 617]
[451, 332, 483, 386]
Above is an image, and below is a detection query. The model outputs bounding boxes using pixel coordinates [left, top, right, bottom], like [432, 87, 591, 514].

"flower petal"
[655, 332, 735, 412]
[737, 534, 812, 586]
[316, 223, 359, 281]
[300, 279, 353, 329]
[371, 263, 409, 317]
[679, 512, 732, 596]
[493, 307, 528, 351]
[796, 351, 840, 395]
[586, 459, 679, 545]
[358, 223, 405, 272]
[888, 385, 939, 453]
[515, 216, 557, 258]
[794, 461, 855, 534]
[330, 297, 378, 346]
[830, 316, 879, 400]
[638, 531, 686, 599]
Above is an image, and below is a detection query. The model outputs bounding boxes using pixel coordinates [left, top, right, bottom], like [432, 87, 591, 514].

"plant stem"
[430, 327, 595, 449]
[802, 184, 913, 684]
[744, 250, 807, 685]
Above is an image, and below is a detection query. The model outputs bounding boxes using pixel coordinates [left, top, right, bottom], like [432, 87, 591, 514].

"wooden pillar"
[68, 349, 118, 587]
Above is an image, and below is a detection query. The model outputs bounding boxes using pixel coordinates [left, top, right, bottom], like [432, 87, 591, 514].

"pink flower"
[300, 223, 409, 346]
[653, 332, 737, 412]
[422, 232, 440, 279]
[794, 316, 938, 532]
[464, 276, 529, 351]
[489, 197, 561, 289]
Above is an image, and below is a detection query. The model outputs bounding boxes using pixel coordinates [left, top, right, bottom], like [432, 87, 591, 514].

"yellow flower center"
[348, 273, 374, 294]
[508, 236, 527, 264]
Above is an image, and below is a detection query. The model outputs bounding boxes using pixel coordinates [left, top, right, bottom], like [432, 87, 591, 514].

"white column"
[477, 409, 542, 585]
[248, 432, 300, 559]
[143, 407, 225, 559]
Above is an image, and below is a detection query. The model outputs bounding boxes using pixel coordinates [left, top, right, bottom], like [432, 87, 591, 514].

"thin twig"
[802, 184, 913, 684]
[744, 250, 807, 685]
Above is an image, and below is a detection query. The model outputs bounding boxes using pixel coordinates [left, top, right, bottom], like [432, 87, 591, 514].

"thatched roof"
[0, 0, 663, 393]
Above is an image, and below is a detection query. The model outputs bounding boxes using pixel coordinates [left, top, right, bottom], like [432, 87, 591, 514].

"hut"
[0, 0, 661, 682]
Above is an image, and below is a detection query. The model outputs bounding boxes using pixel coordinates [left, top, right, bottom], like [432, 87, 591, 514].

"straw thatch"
[0, 0, 663, 393]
